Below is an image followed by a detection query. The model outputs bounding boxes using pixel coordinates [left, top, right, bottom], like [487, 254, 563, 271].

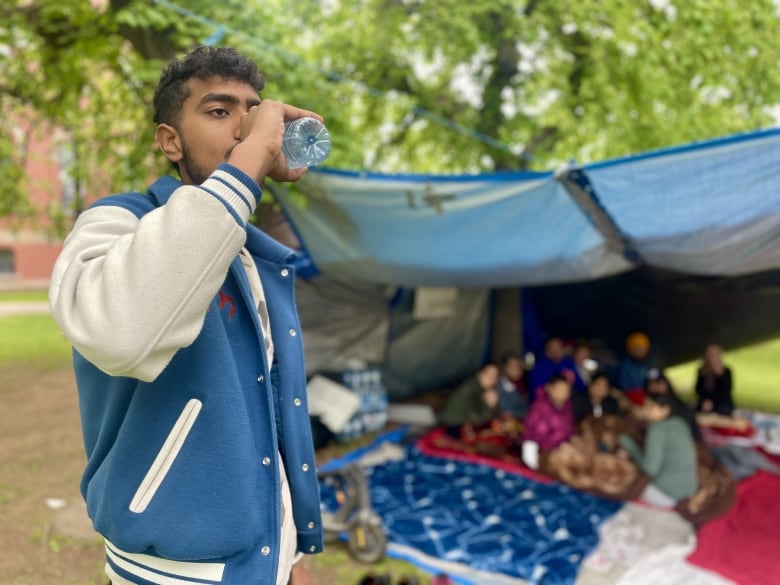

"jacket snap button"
[301, 463, 309, 472]
[262, 457, 271, 466]
[288, 328, 297, 337]
[261, 546, 270, 556]
[257, 374, 264, 383]
[293, 398, 302, 406]
[281, 268, 289, 277]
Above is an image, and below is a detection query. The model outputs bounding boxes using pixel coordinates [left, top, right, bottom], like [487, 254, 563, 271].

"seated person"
[529, 337, 577, 400]
[439, 362, 501, 438]
[572, 342, 594, 392]
[618, 391, 699, 507]
[523, 373, 575, 452]
[497, 352, 529, 419]
[540, 376, 638, 494]
[645, 369, 703, 443]
[615, 331, 652, 397]
[572, 372, 621, 423]
[695, 343, 735, 416]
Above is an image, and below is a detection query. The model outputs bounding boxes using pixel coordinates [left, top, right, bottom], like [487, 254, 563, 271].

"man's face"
[545, 339, 564, 363]
[628, 344, 649, 360]
[573, 346, 589, 365]
[163, 76, 262, 185]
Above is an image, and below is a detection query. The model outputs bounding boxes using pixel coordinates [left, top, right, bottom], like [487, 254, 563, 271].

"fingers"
[267, 166, 309, 184]
[280, 102, 324, 123]
[250, 99, 323, 124]
[233, 99, 323, 184]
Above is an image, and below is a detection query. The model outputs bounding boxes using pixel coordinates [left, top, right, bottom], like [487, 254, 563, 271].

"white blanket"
[576, 502, 735, 585]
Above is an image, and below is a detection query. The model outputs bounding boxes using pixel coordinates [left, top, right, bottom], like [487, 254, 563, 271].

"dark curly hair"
[153, 45, 266, 127]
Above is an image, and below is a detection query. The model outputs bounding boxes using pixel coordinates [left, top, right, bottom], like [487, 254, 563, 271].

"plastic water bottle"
[282, 117, 332, 168]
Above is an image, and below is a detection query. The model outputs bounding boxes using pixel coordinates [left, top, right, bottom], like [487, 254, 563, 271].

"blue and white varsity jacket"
[49, 164, 323, 585]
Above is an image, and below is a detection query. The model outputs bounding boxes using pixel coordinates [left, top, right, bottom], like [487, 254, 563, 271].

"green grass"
[0, 289, 48, 302]
[0, 313, 72, 369]
[667, 338, 780, 414]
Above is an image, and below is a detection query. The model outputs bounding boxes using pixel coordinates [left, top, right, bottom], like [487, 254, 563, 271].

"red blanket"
[416, 426, 553, 484]
[687, 471, 780, 585]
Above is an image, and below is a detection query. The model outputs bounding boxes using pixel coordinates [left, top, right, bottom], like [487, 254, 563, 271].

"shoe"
[357, 573, 392, 585]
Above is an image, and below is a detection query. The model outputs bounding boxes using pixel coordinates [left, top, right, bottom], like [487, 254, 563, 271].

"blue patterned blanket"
[319, 429, 622, 585]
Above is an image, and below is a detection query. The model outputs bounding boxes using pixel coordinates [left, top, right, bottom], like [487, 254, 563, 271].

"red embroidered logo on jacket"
[218, 290, 236, 318]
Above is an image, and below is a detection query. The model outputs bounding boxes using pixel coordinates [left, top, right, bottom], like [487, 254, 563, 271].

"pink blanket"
[687, 471, 780, 585]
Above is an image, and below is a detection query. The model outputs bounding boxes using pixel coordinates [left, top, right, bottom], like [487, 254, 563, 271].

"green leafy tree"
[2, 0, 779, 228]
[286, 0, 780, 172]
[1, 0, 273, 230]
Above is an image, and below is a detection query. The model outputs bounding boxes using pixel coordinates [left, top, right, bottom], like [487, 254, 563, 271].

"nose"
[233, 113, 246, 141]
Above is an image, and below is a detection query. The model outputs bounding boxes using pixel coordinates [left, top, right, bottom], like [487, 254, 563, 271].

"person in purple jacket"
[523, 373, 576, 452]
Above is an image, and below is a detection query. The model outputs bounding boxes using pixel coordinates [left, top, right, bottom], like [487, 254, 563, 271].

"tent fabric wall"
[380, 288, 491, 399]
[293, 275, 492, 399]
[583, 129, 780, 276]
[295, 275, 395, 374]
[275, 170, 632, 288]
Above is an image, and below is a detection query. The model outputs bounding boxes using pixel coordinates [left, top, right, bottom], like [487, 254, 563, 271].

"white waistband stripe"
[105, 540, 225, 584]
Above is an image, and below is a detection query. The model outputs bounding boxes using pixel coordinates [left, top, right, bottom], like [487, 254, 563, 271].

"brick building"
[0, 120, 70, 288]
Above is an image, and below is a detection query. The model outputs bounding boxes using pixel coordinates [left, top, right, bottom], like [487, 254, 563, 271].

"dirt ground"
[0, 364, 428, 585]
[0, 364, 106, 585]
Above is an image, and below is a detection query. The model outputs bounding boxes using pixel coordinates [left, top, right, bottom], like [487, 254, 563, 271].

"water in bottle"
[282, 117, 332, 168]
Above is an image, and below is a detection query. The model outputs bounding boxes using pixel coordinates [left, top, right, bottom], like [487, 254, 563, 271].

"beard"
[179, 138, 228, 185]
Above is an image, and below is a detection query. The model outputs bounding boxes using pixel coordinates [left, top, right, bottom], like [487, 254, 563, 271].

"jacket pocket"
[129, 398, 203, 513]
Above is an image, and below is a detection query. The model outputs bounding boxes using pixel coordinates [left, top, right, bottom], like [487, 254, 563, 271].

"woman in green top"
[619, 391, 699, 507]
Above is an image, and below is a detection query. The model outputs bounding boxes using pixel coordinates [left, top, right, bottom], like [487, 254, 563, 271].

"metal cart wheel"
[347, 515, 387, 564]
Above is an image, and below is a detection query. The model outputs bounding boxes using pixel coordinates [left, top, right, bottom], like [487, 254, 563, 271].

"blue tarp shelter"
[266, 128, 780, 398]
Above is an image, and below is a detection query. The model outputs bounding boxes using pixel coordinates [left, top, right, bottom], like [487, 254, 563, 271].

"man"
[528, 336, 577, 399]
[48, 46, 323, 585]
[616, 331, 652, 393]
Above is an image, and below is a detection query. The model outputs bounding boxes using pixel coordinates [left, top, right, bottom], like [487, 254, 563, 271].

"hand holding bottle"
[230, 100, 325, 184]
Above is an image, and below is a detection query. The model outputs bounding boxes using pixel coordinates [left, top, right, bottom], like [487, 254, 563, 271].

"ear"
[155, 123, 183, 163]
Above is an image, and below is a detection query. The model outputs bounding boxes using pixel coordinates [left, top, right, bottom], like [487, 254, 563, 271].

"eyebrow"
[198, 93, 262, 108]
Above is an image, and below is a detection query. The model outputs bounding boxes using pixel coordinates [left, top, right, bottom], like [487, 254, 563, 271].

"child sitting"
[523, 373, 575, 452]
[618, 391, 699, 507]
[497, 353, 529, 419]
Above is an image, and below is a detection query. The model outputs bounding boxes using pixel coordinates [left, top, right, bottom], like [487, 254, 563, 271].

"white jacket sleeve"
[49, 168, 258, 382]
